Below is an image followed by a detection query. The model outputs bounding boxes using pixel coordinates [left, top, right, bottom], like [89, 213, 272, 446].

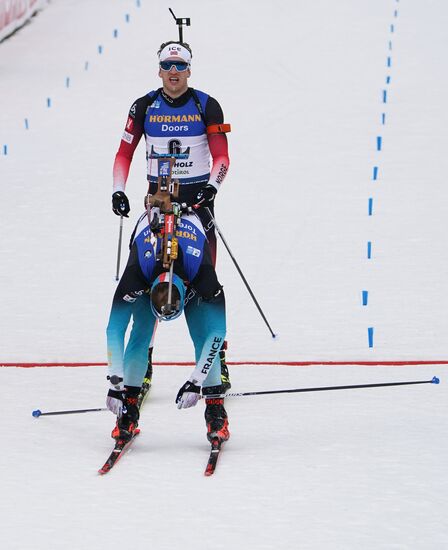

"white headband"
[159, 44, 191, 65]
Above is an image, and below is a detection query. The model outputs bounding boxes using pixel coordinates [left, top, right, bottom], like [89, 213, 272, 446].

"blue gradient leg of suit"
[123, 293, 156, 387]
[185, 292, 229, 444]
[185, 293, 226, 389]
[106, 300, 132, 381]
[106, 293, 156, 388]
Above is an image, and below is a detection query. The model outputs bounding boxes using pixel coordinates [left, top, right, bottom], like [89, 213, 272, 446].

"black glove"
[112, 191, 130, 217]
[192, 185, 217, 209]
[176, 380, 201, 409]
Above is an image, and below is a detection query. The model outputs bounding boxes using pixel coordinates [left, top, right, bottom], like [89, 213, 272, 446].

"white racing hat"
[158, 43, 192, 65]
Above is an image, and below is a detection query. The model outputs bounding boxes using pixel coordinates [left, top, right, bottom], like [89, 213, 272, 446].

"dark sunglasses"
[159, 60, 189, 72]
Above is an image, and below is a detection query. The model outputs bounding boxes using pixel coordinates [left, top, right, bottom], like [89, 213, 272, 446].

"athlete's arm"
[205, 97, 230, 191]
[112, 96, 147, 193]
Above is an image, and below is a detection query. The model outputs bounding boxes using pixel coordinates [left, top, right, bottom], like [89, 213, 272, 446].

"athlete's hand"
[176, 380, 201, 409]
[106, 375, 125, 416]
[192, 185, 216, 209]
[112, 191, 130, 217]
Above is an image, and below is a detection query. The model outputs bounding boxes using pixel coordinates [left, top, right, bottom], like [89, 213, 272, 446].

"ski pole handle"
[32, 407, 108, 417]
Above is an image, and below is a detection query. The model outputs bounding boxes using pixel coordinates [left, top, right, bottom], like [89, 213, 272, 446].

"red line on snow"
[0, 360, 447, 368]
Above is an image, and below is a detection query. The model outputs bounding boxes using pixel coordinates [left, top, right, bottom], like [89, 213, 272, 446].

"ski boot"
[137, 347, 153, 409]
[220, 341, 231, 392]
[111, 386, 140, 442]
[203, 385, 230, 443]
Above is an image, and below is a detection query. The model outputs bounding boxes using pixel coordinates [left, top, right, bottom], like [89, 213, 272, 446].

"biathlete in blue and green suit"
[105, 210, 230, 444]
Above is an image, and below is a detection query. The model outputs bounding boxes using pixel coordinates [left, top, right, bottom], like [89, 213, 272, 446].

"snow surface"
[1, 1, 448, 549]
[3, 364, 448, 550]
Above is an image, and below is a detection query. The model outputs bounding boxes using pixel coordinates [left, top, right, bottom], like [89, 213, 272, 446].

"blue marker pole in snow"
[362, 290, 369, 306]
[3, 144, 7, 155]
[368, 327, 374, 347]
[367, 241, 372, 259]
[373, 166, 379, 180]
[368, 198, 373, 216]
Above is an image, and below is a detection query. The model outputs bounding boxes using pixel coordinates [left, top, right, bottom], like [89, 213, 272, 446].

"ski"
[204, 438, 222, 476]
[98, 429, 140, 475]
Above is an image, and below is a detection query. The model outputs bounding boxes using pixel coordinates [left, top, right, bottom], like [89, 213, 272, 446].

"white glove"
[176, 380, 201, 409]
[106, 375, 124, 416]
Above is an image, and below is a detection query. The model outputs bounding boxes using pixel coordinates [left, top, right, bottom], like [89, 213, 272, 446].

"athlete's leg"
[184, 291, 226, 390]
[123, 293, 156, 388]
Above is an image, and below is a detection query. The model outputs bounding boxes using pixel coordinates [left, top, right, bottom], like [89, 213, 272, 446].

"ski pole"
[32, 407, 107, 418]
[202, 376, 440, 399]
[115, 215, 124, 281]
[205, 207, 276, 339]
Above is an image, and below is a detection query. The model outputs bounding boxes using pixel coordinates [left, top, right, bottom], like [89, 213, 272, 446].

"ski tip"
[431, 376, 440, 385]
[204, 469, 214, 477]
[272, 333, 278, 339]
[32, 409, 42, 418]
